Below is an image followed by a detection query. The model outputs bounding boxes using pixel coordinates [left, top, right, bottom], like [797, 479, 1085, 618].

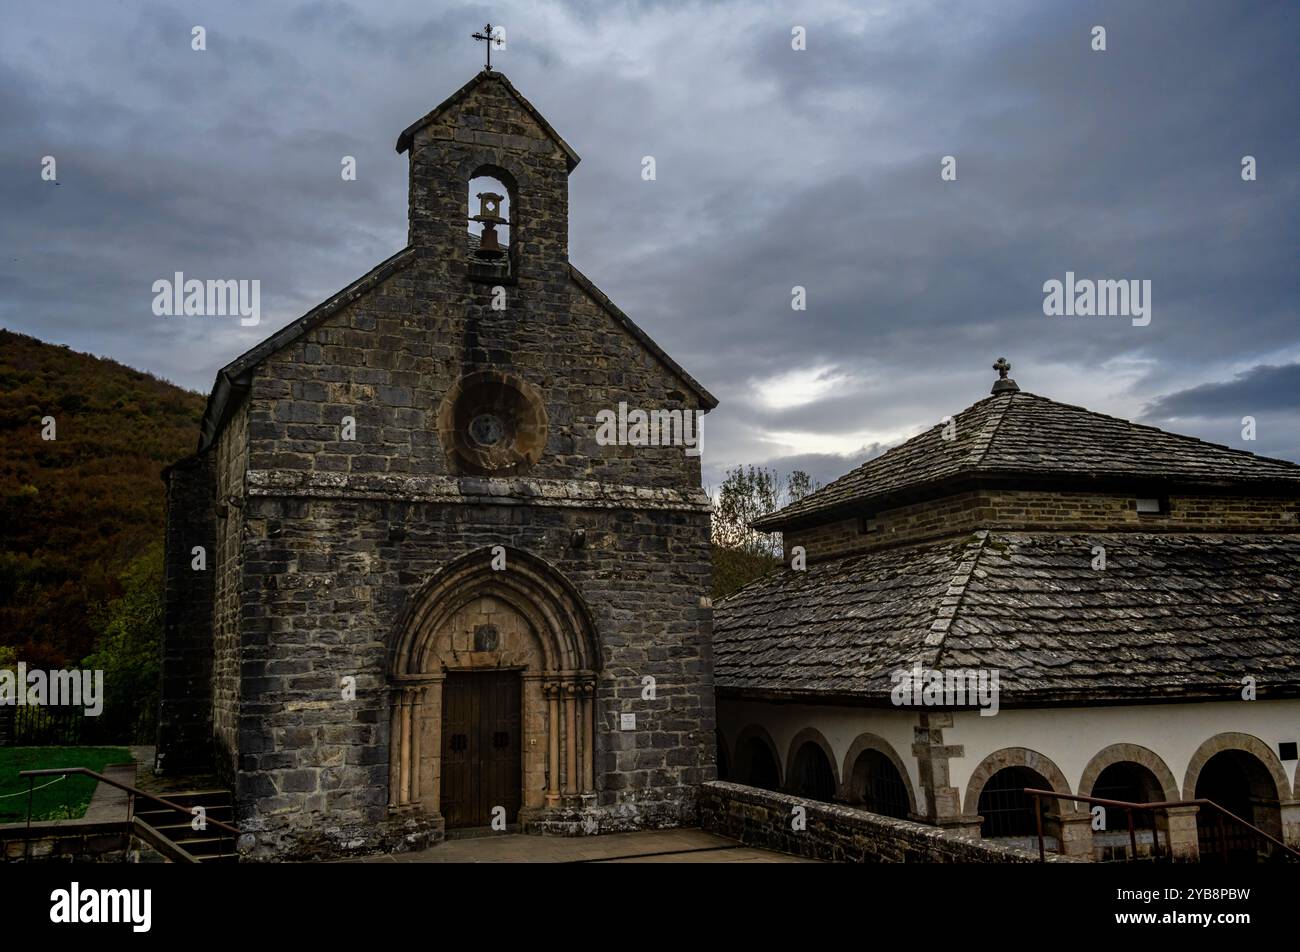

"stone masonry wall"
[211, 400, 249, 783]
[698, 781, 1078, 863]
[243, 257, 704, 490]
[156, 454, 216, 773]
[233, 493, 715, 858]
[786, 488, 1300, 563]
[2, 821, 133, 863]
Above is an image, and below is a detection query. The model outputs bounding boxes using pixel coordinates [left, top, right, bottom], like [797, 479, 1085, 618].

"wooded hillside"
[0, 329, 205, 667]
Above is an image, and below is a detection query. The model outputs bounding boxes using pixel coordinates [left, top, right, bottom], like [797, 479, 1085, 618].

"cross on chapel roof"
[991, 356, 1019, 394]
[472, 23, 503, 71]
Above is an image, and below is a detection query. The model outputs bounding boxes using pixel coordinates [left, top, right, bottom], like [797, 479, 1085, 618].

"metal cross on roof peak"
[990, 356, 1020, 394]
[472, 23, 503, 71]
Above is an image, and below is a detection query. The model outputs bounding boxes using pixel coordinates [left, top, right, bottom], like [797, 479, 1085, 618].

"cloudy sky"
[2, 0, 1297, 488]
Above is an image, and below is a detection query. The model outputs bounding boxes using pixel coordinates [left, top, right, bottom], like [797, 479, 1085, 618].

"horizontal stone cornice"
[245, 469, 711, 512]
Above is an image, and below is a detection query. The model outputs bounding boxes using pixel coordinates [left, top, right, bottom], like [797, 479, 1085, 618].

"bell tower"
[395, 70, 580, 290]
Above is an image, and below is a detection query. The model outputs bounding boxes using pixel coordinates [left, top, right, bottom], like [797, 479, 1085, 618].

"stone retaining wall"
[698, 781, 1079, 863]
[0, 819, 153, 863]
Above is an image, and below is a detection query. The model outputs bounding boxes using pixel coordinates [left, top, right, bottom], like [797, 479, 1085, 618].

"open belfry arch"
[387, 548, 599, 823]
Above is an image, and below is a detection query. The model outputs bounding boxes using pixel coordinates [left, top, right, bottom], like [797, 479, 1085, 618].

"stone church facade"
[158, 69, 718, 859]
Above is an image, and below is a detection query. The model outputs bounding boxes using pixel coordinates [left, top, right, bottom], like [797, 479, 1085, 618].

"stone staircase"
[134, 789, 239, 863]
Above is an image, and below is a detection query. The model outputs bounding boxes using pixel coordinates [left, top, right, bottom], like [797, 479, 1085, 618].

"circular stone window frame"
[438, 370, 548, 476]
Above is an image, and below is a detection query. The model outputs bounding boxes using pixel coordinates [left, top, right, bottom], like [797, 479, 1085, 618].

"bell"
[477, 222, 504, 258]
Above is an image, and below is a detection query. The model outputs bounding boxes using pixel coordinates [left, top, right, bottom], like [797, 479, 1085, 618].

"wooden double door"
[440, 671, 522, 829]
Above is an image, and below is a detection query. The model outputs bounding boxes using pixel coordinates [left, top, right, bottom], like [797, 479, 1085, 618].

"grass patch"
[0, 747, 132, 823]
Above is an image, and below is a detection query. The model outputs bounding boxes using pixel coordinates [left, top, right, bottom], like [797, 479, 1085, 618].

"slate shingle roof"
[713, 536, 968, 696]
[753, 391, 1300, 530]
[713, 531, 1300, 704]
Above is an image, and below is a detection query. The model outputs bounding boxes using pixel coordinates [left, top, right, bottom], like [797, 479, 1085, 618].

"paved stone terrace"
[335, 829, 814, 863]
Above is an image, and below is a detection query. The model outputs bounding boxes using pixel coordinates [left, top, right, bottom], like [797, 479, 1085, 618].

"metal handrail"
[1024, 787, 1300, 863]
[129, 816, 202, 864]
[20, 767, 240, 840]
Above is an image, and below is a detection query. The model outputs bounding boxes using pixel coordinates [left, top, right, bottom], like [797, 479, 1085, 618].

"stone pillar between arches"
[1165, 805, 1200, 861]
[1278, 798, 1300, 851]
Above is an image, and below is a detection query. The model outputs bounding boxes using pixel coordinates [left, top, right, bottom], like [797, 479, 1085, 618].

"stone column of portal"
[564, 681, 579, 798]
[408, 686, 423, 804]
[398, 690, 413, 807]
[544, 681, 561, 806]
[389, 675, 440, 813]
[417, 674, 444, 814]
[579, 680, 594, 794]
[387, 687, 403, 809]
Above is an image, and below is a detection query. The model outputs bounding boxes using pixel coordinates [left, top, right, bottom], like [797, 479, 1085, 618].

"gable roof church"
[159, 69, 717, 860]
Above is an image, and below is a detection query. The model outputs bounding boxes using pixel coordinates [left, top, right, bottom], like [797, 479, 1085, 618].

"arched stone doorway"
[965, 747, 1081, 853]
[387, 548, 599, 831]
[841, 733, 917, 820]
[1089, 762, 1170, 860]
[977, 766, 1053, 838]
[1184, 733, 1290, 863]
[733, 725, 782, 790]
[1078, 744, 1184, 859]
[1092, 761, 1165, 802]
[1194, 750, 1283, 863]
[847, 750, 912, 819]
[787, 730, 838, 802]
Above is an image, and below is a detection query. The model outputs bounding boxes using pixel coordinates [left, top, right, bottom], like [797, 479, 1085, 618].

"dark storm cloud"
[1137, 363, 1300, 464]
[1142, 364, 1300, 419]
[1, 0, 1296, 488]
